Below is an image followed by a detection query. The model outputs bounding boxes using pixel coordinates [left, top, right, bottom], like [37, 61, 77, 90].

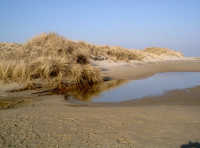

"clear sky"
[1, 0, 200, 56]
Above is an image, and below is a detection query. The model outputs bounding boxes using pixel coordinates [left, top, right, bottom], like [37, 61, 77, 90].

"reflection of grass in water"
[65, 80, 129, 101]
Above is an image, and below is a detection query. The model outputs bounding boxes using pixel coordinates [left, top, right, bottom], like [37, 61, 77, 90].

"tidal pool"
[66, 72, 200, 103]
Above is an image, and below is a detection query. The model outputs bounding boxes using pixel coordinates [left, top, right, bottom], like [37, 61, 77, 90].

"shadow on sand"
[181, 141, 200, 148]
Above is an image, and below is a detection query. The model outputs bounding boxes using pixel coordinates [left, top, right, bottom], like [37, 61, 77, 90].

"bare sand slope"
[93, 58, 200, 80]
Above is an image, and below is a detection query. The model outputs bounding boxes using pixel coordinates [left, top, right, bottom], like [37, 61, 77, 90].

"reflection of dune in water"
[65, 80, 129, 101]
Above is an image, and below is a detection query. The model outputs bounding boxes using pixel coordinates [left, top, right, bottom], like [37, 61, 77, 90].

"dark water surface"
[75, 72, 200, 103]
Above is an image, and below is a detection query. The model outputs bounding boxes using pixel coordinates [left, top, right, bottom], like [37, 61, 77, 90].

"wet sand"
[0, 58, 200, 148]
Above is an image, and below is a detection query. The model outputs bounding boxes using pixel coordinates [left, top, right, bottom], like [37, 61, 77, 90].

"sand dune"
[0, 33, 200, 148]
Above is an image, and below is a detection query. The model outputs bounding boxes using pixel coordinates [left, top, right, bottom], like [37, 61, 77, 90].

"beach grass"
[0, 33, 183, 90]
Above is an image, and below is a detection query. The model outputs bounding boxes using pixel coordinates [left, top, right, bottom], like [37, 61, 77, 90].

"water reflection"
[1, 72, 199, 107]
[65, 72, 200, 103]
[64, 80, 128, 101]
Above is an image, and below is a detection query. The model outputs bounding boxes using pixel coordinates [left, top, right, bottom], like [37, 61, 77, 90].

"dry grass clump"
[65, 64, 102, 88]
[89, 45, 144, 61]
[0, 33, 102, 89]
[144, 47, 183, 57]
[0, 57, 102, 89]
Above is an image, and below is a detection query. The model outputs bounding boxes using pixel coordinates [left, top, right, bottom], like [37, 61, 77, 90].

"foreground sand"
[0, 88, 200, 148]
[0, 58, 200, 148]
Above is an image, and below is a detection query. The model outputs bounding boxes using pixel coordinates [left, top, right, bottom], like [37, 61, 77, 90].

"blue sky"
[0, 0, 200, 56]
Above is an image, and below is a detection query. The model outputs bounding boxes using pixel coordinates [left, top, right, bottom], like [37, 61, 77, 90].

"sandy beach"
[0, 58, 200, 148]
[1, 0, 200, 147]
[92, 57, 200, 80]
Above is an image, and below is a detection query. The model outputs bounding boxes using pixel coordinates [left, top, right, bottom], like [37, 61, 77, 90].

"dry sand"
[92, 57, 200, 80]
[0, 58, 200, 148]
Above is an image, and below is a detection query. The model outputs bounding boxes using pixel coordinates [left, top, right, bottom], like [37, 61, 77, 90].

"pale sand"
[0, 58, 200, 148]
[92, 57, 200, 80]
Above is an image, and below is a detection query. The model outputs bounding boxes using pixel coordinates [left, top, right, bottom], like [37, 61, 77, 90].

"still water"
[88, 72, 200, 102]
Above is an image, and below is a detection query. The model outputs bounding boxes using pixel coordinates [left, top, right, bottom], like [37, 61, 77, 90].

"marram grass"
[0, 33, 183, 90]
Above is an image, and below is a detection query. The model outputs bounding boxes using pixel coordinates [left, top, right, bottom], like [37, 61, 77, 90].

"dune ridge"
[0, 33, 183, 90]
